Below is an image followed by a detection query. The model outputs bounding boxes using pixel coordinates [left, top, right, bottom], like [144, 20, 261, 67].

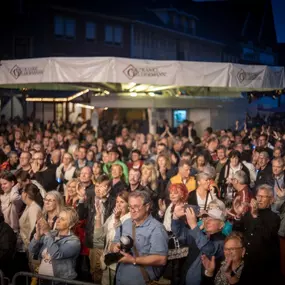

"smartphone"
[183, 204, 200, 216]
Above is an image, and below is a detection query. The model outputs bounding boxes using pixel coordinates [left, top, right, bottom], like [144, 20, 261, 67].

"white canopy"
[0, 57, 284, 93]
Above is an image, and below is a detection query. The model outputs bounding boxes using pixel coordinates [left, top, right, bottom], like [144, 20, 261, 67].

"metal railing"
[12, 272, 96, 285]
[0, 271, 9, 285]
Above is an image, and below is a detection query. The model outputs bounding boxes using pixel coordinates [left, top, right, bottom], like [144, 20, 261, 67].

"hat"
[206, 208, 226, 222]
[108, 146, 120, 155]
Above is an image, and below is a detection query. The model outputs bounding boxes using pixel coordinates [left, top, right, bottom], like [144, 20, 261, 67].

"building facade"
[0, 0, 280, 133]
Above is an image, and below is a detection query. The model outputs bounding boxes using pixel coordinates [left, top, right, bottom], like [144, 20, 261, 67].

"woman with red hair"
[158, 183, 189, 285]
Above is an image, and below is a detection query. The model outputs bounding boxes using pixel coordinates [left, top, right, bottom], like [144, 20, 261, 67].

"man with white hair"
[233, 184, 280, 285]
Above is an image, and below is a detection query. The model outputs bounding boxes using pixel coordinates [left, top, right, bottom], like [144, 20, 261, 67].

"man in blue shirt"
[111, 190, 168, 285]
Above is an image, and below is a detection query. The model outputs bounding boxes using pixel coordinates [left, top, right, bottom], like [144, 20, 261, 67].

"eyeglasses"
[44, 198, 56, 203]
[128, 203, 148, 212]
[224, 247, 243, 253]
[256, 195, 271, 199]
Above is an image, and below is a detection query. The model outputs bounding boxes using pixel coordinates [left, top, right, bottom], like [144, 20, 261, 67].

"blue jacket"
[172, 219, 225, 285]
[29, 231, 80, 279]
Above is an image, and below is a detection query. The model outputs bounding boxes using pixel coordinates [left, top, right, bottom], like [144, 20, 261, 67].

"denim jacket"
[29, 230, 80, 279]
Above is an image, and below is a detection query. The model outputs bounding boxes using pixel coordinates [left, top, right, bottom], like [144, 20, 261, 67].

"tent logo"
[123, 65, 167, 79]
[10, 65, 44, 80]
[237, 69, 261, 84]
[123, 65, 139, 79]
[10, 65, 22, 79]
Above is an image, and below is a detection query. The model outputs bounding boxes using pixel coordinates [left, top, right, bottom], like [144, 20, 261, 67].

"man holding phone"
[172, 203, 226, 285]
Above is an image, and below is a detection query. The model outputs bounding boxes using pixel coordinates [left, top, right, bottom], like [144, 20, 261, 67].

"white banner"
[0, 57, 284, 90]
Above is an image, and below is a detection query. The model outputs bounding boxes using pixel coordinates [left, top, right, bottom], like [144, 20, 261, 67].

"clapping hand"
[232, 196, 246, 218]
[250, 199, 258, 218]
[201, 255, 215, 275]
[76, 182, 86, 200]
[223, 258, 233, 275]
[276, 187, 285, 199]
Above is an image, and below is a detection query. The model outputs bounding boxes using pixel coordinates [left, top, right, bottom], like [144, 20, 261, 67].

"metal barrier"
[0, 271, 10, 285]
[12, 272, 96, 285]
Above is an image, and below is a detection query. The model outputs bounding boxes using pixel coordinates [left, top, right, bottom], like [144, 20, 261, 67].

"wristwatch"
[133, 257, 137, 266]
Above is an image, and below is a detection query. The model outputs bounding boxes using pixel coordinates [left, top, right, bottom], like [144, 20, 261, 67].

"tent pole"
[65, 102, 69, 122]
[22, 93, 27, 120]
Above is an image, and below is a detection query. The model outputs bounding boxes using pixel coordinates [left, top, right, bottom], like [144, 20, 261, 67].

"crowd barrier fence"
[12, 272, 96, 285]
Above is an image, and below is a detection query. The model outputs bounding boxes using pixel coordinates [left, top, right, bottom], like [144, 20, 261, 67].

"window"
[54, 16, 76, 39]
[104, 25, 123, 45]
[54, 16, 64, 36]
[65, 19, 75, 38]
[86, 22, 96, 40]
[114, 26, 122, 44]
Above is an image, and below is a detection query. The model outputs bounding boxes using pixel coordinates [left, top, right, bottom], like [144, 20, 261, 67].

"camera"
[183, 204, 200, 216]
[104, 235, 134, 266]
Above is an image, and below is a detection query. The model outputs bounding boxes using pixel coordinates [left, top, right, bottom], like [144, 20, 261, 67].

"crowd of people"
[0, 115, 284, 285]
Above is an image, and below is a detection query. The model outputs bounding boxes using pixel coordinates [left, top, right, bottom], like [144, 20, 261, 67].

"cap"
[108, 146, 120, 155]
[206, 208, 226, 221]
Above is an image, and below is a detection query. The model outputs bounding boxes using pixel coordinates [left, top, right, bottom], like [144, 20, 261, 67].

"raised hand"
[173, 203, 185, 219]
[158, 199, 166, 213]
[185, 207, 197, 229]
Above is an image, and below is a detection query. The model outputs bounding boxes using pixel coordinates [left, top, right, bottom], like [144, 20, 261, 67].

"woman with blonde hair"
[41, 191, 64, 230]
[29, 207, 81, 281]
[141, 162, 157, 192]
[156, 153, 172, 199]
[56, 152, 76, 196]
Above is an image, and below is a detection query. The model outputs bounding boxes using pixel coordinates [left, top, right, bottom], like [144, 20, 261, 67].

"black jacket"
[255, 163, 273, 189]
[233, 208, 281, 284]
[78, 184, 116, 248]
[0, 216, 17, 277]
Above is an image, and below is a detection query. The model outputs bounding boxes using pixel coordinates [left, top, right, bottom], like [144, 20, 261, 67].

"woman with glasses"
[31, 191, 64, 237]
[94, 190, 130, 285]
[201, 232, 246, 285]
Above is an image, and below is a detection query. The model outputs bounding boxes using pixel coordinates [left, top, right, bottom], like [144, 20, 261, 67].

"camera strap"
[132, 223, 151, 285]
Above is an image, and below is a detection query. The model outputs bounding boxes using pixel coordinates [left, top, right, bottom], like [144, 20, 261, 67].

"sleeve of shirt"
[113, 226, 121, 243]
[149, 225, 168, 256]
[188, 226, 224, 257]
[171, 218, 193, 245]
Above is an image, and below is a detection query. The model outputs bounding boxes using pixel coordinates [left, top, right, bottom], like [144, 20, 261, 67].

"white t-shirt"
[38, 248, 54, 276]
[197, 192, 213, 210]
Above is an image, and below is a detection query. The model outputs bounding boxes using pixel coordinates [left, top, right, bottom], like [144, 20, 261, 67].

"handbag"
[167, 233, 189, 260]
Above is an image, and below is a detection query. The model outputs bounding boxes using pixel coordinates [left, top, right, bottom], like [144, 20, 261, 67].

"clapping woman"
[201, 232, 246, 285]
[29, 207, 81, 282]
